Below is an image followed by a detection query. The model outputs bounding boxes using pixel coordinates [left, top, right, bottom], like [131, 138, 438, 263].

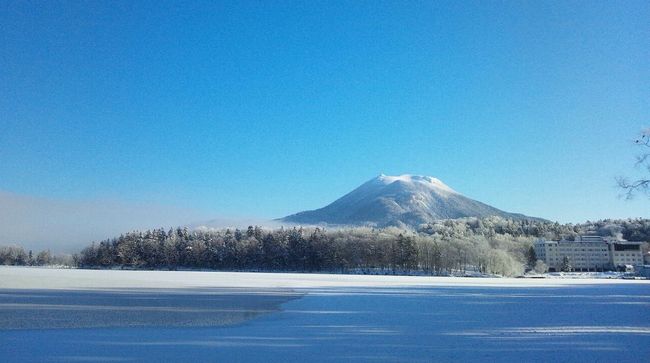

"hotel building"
[534, 235, 644, 272]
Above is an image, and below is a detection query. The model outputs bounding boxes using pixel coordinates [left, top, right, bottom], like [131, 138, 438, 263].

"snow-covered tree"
[533, 260, 548, 274]
[560, 256, 572, 272]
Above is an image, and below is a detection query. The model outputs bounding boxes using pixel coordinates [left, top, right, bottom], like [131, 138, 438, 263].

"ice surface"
[0, 288, 299, 329]
[1, 267, 649, 362]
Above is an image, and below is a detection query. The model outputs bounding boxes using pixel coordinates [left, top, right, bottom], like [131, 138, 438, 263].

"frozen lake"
[1, 267, 649, 362]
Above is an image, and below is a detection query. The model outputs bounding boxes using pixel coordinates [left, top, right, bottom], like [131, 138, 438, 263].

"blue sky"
[1, 0, 649, 235]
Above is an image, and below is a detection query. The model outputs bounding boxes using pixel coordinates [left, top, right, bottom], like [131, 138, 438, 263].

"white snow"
[1, 267, 649, 362]
[379, 174, 458, 194]
[282, 173, 517, 225]
[2, 266, 645, 290]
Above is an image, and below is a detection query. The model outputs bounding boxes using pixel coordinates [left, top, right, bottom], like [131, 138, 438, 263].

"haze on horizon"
[1, 1, 649, 250]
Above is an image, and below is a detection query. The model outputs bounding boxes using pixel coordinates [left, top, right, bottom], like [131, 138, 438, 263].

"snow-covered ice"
[1, 267, 649, 362]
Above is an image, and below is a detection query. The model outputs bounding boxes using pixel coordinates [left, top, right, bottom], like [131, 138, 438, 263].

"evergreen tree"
[560, 256, 572, 272]
[526, 246, 537, 269]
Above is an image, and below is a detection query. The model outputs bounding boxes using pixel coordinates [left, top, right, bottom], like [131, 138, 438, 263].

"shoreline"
[1, 266, 648, 291]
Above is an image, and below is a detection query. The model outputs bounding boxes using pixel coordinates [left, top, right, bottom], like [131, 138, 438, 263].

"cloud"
[0, 190, 214, 252]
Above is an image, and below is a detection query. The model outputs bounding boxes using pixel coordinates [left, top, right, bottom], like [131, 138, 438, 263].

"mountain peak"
[281, 174, 537, 227]
[375, 174, 457, 194]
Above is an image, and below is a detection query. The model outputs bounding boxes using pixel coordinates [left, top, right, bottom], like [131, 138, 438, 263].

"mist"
[0, 190, 217, 252]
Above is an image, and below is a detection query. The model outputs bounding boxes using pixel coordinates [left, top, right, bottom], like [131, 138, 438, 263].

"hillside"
[281, 174, 537, 227]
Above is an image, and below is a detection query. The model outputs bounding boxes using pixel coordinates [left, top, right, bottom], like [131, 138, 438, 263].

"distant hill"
[280, 174, 540, 227]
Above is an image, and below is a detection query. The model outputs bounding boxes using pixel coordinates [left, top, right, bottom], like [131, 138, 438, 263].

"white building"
[534, 235, 644, 272]
[609, 241, 644, 267]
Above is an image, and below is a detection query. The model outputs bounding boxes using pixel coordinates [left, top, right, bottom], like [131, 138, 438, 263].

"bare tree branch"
[618, 129, 650, 199]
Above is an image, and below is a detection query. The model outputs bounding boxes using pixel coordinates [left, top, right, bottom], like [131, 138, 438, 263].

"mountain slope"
[281, 174, 537, 227]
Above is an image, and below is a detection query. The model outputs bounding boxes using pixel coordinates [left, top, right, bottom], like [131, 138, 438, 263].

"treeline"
[77, 225, 530, 276]
[4, 217, 648, 276]
[417, 216, 650, 242]
[0, 246, 71, 266]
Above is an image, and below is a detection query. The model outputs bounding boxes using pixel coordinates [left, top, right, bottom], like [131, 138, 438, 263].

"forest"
[2, 217, 649, 277]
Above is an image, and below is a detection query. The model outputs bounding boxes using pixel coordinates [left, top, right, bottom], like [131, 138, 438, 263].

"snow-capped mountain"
[281, 174, 537, 227]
